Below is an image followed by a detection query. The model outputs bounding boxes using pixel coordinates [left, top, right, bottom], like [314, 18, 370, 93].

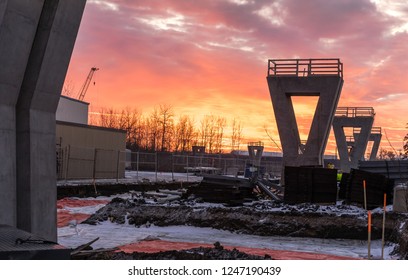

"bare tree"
[231, 118, 243, 152]
[99, 107, 119, 128]
[264, 124, 282, 152]
[199, 115, 211, 150]
[214, 116, 226, 153]
[173, 115, 196, 152]
[117, 107, 141, 149]
[378, 148, 396, 160]
[198, 115, 227, 153]
[158, 104, 174, 152]
[146, 108, 160, 151]
[85, 105, 249, 155]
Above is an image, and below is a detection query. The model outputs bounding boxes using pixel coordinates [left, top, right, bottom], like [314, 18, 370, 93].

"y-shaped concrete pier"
[0, 0, 86, 241]
[266, 59, 343, 182]
[333, 107, 375, 172]
[353, 127, 382, 161]
[247, 142, 264, 167]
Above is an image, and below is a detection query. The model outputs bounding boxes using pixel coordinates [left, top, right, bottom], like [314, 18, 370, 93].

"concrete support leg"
[267, 76, 343, 168]
[369, 134, 382, 160]
[15, 0, 86, 241]
[0, 0, 44, 229]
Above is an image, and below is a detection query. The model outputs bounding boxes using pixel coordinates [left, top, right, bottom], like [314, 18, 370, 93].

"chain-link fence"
[57, 145, 125, 180]
[121, 152, 283, 182]
[57, 147, 283, 182]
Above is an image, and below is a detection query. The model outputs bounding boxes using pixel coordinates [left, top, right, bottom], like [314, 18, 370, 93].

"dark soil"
[76, 242, 273, 260]
[82, 197, 408, 259]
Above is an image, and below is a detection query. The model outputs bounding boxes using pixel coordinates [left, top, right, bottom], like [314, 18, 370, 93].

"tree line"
[90, 104, 243, 153]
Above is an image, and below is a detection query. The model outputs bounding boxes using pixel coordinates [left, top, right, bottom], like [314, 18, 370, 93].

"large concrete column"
[333, 107, 375, 172]
[266, 59, 343, 175]
[14, 0, 85, 241]
[0, 0, 44, 229]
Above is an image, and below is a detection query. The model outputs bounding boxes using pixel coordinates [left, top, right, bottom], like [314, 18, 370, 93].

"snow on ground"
[57, 194, 398, 260]
[57, 171, 203, 186]
[58, 220, 397, 260]
[56, 172, 400, 259]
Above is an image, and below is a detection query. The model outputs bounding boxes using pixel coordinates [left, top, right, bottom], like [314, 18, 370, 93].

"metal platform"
[0, 224, 71, 260]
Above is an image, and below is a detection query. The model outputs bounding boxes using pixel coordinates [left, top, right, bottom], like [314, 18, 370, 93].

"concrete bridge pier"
[333, 107, 375, 172]
[0, 0, 45, 232]
[354, 127, 382, 161]
[266, 59, 343, 183]
[0, 0, 86, 242]
[247, 142, 264, 167]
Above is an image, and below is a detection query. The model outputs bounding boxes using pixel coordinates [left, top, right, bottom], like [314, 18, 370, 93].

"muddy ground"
[81, 196, 408, 260]
[76, 242, 273, 260]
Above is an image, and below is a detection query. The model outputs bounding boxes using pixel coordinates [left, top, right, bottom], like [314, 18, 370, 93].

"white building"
[56, 95, 89, 125]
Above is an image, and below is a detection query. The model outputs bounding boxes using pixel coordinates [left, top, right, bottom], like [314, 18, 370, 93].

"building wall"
[56, 95, 89, 125]
[56, 121, 126, 179]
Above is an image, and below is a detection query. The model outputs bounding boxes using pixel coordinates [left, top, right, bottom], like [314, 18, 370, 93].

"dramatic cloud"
[65, 0, 408, 152]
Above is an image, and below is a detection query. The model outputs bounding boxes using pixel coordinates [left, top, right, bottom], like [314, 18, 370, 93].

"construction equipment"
[77, 67, 99, 101]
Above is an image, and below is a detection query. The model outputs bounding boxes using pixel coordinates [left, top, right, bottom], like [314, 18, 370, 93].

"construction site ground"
[56, 172, 408, 260]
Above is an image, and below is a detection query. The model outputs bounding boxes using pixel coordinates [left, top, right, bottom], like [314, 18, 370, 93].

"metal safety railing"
[247, 141, 264, 147]
[345, 136, 355, 143]
[335, 107, 375, 117]
[371, 127, 382, 134]
[267, 58, 343, 77]
[353, 126, 382, 135]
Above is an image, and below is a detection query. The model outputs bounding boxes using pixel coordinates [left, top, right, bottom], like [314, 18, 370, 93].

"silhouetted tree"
[173, 115, 196, 152]
[214, 116, 226, 153]
[91, 106, 245, 153]
[158, 104, 174, 152]
[231, 118, 243, 152]
[378, 148, 396, 160]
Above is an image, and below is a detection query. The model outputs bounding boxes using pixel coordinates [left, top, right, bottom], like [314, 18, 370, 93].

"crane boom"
[77, 67, 99, 101]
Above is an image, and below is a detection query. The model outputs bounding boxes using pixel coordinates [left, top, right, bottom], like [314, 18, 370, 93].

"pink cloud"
[65, 0, 408, 152]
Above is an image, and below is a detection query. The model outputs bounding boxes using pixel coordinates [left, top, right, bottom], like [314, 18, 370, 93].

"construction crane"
[77, 67, 99, 101]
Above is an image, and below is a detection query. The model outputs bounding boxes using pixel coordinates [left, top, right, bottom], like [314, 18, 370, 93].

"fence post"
[93, 148, 98, 181]
[116, 150, 120, 182]
[136, 151, 139, 181]
[64, 145, 71, 181]
[171, 153, 174, 181]
[155, 152, 158, 182]
[186, 155, 189, 182]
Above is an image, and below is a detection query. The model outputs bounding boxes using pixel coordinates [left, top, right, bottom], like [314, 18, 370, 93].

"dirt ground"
[81, 196, 408, 260]
[76, 242, 273, 260]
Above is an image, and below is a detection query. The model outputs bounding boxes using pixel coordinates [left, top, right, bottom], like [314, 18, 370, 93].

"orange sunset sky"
[64, 0, 408, 155]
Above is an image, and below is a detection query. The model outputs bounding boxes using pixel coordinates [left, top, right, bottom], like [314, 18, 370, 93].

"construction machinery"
[77, 67, 99, 101]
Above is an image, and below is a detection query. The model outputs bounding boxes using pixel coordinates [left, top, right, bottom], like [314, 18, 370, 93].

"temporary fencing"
[57, 147, 283, 182]
[57, 145, 125, 180]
